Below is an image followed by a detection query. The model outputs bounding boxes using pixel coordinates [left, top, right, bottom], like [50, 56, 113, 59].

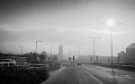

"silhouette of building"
[126, 43, 135, 64]
[118, 51, 126, 64]
[77, 55, 118, 64]
[14, 57, 27, 65]
[58, 45, 63, 60]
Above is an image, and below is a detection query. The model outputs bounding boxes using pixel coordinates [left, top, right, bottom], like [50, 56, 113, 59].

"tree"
[25, 52, 39, 63]
[39, 51, 48, 63]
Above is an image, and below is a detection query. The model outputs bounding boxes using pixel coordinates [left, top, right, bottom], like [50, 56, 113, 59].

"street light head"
[106, 18, 116, 27]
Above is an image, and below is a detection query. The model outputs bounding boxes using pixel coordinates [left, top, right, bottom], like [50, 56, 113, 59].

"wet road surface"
[41, 64, 135, 84]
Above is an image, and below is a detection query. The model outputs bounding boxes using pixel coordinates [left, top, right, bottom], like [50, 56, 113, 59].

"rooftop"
[127, 43, 135, 48]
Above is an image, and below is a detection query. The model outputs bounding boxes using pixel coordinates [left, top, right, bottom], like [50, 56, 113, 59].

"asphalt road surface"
[41, 64, 135, 84]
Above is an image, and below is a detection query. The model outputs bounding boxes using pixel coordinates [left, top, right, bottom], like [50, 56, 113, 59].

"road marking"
[81, 68, 103, 84]
[119, 75, 133, 79]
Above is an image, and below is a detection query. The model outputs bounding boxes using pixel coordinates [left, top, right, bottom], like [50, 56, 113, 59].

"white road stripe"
[119, 75, 133, 79]
[81, 67, 103, 84]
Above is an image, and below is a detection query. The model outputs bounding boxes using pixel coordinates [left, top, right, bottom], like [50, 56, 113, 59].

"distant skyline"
[0, 0, 135, 56]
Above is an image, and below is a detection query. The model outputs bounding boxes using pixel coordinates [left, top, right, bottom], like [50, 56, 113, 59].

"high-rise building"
[58, 45, 63, 60]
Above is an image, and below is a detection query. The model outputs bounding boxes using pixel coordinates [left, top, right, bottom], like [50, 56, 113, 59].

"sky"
[0, 0, 135, 56]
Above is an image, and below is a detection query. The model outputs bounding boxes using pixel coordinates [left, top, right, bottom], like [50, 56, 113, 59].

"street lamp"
[106, 18, 116, 27]
[106, 18, 116, 75]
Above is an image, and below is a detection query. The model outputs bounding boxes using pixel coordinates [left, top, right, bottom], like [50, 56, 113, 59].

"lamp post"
[106, 18, 116, 75]
[110, 31, 114, 74]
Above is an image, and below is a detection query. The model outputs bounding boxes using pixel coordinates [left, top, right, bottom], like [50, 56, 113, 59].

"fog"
[0, 0, 135, 56]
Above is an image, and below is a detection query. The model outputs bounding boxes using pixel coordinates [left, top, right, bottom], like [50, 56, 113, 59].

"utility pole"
[34, 40, 42, 53]
[89, 37, 101, 64]
[110, 32, 114, 75]
[92, 38, 96, 63]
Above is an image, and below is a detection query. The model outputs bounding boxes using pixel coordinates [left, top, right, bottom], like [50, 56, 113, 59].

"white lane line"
[118, 75, 133, 79]
[81, 68, 103, 84]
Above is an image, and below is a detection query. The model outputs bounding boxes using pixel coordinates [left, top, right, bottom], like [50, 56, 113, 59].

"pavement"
[41, 64, 135, 84]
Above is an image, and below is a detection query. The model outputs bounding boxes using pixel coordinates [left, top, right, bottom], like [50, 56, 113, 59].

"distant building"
[47, 55, 58, 62]
[13, 57, 27, 65]
[77, 56, 90, 64]
[0, 59, 16, 67]
[118, 51, 126, 64]
[126, 43, 135, 64]
[40, 51, 48, 63]
[77, 55, 118, 64]
[58, 45, 63, 60]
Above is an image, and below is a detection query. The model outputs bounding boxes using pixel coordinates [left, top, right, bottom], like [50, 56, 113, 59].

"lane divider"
[80, 67, 103, 84]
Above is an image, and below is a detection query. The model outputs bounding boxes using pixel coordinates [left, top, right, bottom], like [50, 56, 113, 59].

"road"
[41, 64, 135, 84]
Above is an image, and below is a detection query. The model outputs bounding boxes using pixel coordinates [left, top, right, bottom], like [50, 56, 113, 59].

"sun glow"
[106, 18, 116, 27]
